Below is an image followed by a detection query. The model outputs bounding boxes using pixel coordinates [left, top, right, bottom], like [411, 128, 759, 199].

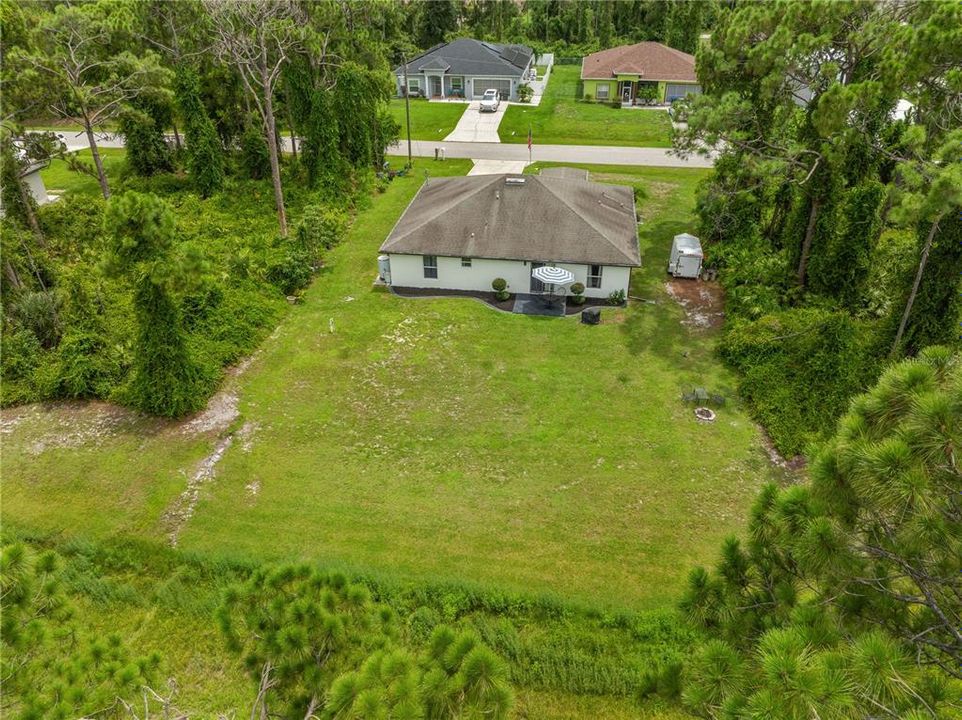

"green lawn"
[388, 98, 467, 141]
[499, 65, 673, 147]
[40, 147, 126, 196]
[4, 157, 770, 612]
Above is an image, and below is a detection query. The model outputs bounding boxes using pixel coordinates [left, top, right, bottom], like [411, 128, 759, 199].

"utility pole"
[402, 54, 413, 168]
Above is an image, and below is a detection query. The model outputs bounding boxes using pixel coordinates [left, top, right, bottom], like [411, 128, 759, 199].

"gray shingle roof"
[380, 175, 640, 267]
[396, 38, 533, 78]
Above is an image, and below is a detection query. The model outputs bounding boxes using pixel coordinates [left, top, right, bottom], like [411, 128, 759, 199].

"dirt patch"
[759, 428, 806, 475]
[180, 390, 239, 436]
[10, 401, 161, 455]
[162, 434, 233, 547]
[664, 279, 725, 330]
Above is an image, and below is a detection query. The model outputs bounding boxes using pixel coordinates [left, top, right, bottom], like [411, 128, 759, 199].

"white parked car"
[479, 89, 500, 112]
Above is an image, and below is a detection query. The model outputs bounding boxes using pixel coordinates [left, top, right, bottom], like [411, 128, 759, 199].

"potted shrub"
[517, 83, 533, 103]
[569, 282, 586, 305]
[492, 278, 510, 301]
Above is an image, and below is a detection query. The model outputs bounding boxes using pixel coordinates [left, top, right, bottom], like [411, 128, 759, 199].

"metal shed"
[668, 233, 703, 279]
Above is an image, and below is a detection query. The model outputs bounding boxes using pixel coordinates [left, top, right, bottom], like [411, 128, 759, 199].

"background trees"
[675, 0, 962, 455]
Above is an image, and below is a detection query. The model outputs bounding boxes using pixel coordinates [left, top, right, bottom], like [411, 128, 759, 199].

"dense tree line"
[0, 0, 402, 416]
[675, 0, 962, 455]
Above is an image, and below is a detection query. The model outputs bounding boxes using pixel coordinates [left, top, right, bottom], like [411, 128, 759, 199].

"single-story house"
[581, 41, 701, 106]
[378, 174, 640, 299]
[394, 38, 534, 101]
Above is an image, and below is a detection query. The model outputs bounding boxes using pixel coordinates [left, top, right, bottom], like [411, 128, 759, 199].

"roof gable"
[396, 38, 533, 78]
[380, 175, 640, 267]
[581, 42, 697, 83]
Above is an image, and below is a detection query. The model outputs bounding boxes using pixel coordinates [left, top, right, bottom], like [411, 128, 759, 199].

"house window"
[595, 83, 610, 100]
[587, 265, 603, 288]
[405, 77, 421, 95]
[450, 77, 463, 95]
[461, 257, 472, 267]
[423, 255, 438, 279]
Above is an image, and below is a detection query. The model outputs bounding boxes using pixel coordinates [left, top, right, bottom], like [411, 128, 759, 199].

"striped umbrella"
[532, 265, 575, 286]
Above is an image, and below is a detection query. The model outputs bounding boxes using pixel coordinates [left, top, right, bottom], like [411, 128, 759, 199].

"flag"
[527, 125, 532, 151]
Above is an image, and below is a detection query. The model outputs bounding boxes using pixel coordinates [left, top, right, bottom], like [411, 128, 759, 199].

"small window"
[407, 78, 421, 90]
[587, 265, 603, 288]
[451, 77, 463, 91]
[461, 257, 472, 267]
[595, 83, 610, 100]
[423, 255, 438, 279]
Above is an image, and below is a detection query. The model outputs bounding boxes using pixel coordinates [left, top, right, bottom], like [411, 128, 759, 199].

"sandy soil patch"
[664, 279, 725, 330]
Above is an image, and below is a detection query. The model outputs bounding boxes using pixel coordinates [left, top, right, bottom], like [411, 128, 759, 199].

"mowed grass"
[388, 98, 467, 140]
[40, 147, 126, 195]
[499, 65, 673, 147]
[3, 157, 769, 612]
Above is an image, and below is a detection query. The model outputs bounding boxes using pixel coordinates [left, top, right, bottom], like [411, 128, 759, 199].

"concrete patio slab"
[468, 159, 529, 175]
[513, 293, 565, 317]
[444, 101, 507, 142]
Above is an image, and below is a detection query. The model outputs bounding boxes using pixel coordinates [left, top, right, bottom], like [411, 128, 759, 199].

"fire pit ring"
[694, 407, 716, 422]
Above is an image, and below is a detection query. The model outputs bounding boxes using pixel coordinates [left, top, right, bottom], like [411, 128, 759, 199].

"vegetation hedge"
[719, 308, 879, 456]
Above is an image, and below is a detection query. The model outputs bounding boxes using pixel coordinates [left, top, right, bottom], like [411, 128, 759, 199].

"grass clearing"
[5, 157, 770, 612]
[40, 147, 126, 195]
[500, 65, 673, 147]
[388, 98, 467, 141]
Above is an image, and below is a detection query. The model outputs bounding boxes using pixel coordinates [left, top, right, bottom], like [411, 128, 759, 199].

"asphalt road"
[51, 130, 714, 169]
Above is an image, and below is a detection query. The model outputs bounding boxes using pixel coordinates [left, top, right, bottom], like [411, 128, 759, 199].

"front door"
[430, 76, 442, 97]
[530, 262, 544, 292]
[620, 82, 633, 105]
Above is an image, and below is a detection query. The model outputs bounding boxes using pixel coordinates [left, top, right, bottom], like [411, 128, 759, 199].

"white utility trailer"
[668, 233, 703, 279]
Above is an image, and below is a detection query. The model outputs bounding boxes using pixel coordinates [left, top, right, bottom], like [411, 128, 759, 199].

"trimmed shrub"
[491, 278, 507, 292]
[569, 281, 586, 305]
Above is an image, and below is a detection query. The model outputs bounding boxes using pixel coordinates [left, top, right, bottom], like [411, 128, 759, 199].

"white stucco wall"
[386, 254, 631, 299]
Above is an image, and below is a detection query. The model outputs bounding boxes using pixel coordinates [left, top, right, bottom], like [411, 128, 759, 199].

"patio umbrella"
[532, 265, 575, 286]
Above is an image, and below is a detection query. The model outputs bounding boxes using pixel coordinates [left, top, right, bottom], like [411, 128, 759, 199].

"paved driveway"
[467, 159, 528, 175]
[443, 101, 507, 142]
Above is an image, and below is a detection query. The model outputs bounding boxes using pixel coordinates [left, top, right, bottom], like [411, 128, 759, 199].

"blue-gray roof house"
[394, 38, 534, 101]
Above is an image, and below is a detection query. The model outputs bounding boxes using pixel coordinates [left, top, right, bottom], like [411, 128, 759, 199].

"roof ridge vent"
[504, 177, 526, 186]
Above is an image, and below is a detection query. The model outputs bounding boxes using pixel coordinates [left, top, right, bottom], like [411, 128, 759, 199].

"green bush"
[569, 282, 586, 305]
[49, 329, 123, 399]
[492, 278, 507, 292]
[517, 83, 534, 103]
[267, 248, 313, 296]
[8, 291, 62, 349]
[239, 122, 270, 180]
[1, 328, 42, 381]
[607, 289, 626, 305]
[294, 205, 348, 264]
[719, 308, 879, 456]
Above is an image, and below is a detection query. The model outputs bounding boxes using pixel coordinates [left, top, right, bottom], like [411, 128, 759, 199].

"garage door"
[473, 78, 512, 99]
[665, 84, 702, 102]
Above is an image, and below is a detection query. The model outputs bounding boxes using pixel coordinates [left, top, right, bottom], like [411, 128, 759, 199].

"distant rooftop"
[395, 38, 533, 78]
[581, 42, 697, 83]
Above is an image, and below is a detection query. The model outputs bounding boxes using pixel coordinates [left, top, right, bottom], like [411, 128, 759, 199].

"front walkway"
[443, 101, 508, 142]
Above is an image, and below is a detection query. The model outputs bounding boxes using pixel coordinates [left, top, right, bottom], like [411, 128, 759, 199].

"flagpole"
[528, 123, 532, 164]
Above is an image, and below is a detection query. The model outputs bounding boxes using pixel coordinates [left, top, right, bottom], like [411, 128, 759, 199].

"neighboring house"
[379, 174, 640, 299]
[394, 38, 534, 101]
[581, 42, 701, 106]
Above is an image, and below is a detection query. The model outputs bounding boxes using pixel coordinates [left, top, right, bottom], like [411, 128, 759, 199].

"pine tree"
[175, 66, 224, 197]
[103, 191, 207, 417]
